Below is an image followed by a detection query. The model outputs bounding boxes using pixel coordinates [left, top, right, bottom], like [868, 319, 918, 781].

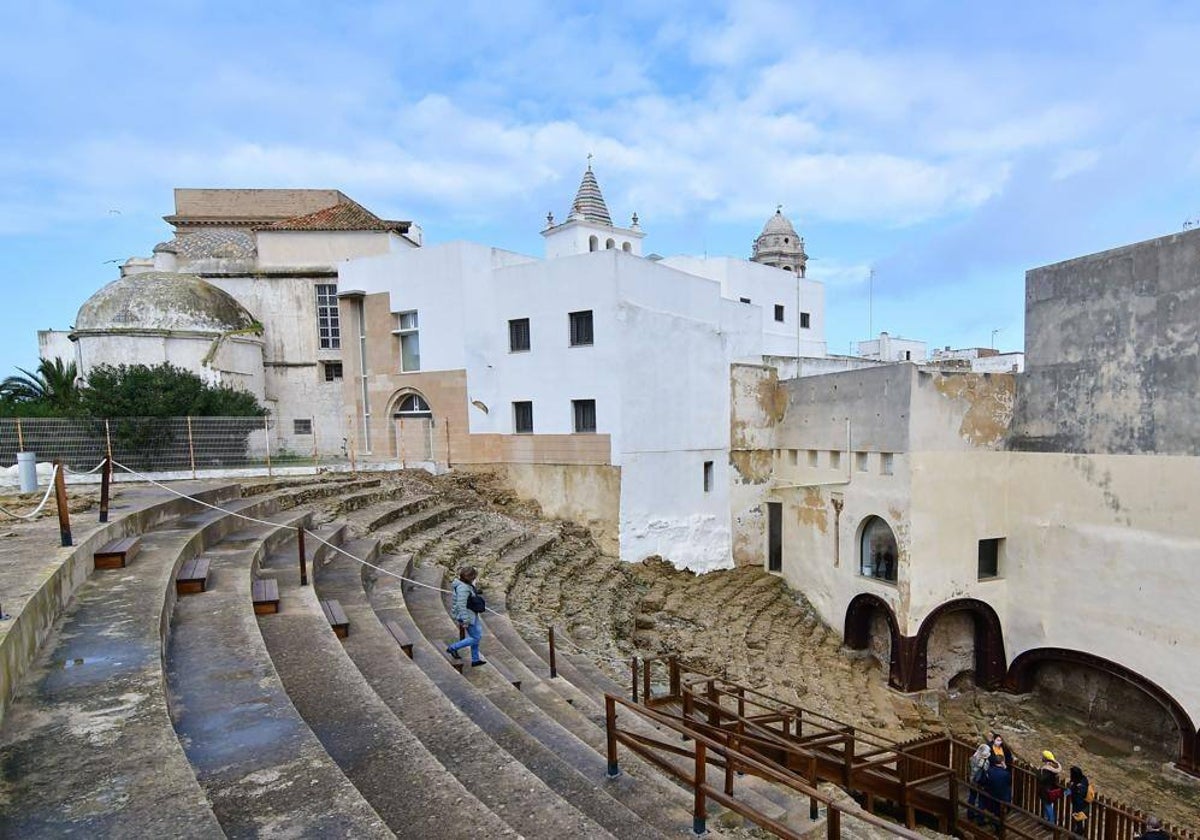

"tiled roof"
[569, 165, 613, 226]
[259, 200, 411, 233]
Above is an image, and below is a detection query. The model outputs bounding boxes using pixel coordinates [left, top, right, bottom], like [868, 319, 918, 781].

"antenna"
[991, 327, 1003, 350]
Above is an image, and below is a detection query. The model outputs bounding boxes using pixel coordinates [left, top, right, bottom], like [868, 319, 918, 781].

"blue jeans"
[449, 620, 483, 662]
[1042, 801, 1056, 823]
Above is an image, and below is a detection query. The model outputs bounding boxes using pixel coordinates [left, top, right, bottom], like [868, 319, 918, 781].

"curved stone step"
[404, 563, 703, 839]
[0, 501, 243, 837]
[373, 557, 682, 839]
[314, 549, 617, 840]
[258, 536, 512, 839]
[167, 506, 391, 838]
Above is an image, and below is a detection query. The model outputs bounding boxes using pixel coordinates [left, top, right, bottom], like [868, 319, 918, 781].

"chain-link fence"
[0, 416, 349, 475]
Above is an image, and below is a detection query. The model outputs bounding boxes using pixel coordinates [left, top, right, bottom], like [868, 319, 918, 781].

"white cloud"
[1051, 148, 1102, 181]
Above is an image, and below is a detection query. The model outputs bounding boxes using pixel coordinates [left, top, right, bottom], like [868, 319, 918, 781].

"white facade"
[929, 346, 1025, 373]
[340, 186, 824, 570]
[857, 331, 927, 362]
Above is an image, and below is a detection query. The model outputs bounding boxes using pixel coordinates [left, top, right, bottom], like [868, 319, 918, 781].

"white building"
[337, 166, 826, 569]
[929, 345, 1025, 373]
[856, 331, 927, 363]
[41, 189, 420, 455]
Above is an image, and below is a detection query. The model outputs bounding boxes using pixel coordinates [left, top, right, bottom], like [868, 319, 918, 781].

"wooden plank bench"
[251, 578, 280, 615]
[175, 556, 212, 595]
[321, 599, 349, 639]
[94, 536, 141, 570]
[384, 620, 414, 659]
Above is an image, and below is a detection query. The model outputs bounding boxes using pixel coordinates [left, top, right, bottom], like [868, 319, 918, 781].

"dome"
[75, 272, 259, 334]
[169, 229, 257, 261]
[761, 207, 798, 237]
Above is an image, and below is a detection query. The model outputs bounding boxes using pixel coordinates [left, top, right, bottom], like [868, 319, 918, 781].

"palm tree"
[1, 357, 80, 410]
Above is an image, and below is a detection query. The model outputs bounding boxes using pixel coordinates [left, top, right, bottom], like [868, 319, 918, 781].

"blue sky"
[3, 1, 1199, 374]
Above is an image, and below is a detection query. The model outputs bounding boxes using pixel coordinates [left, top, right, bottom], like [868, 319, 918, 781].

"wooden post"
[105, 419, 113, 462]
[445, 418, 452, 469]
[630, 657, 638, 703]
[642, 657, 652, 704]
[186, 416, 197, 479]
[809, 755, 819, 821]
[947, 775, 958, 833]
[548, 625, 557, 678]
[604, 695, 620, 778]
[264, 416, 273, 478]
[669, 655, 680, 698]
[99, 457, 111, 523]
[693, 741, 708, 836]
[53, 460, 71, 547]
[15, 417, 23, 450]
[826, 807, 840, 839]
[298, 527, 308, 586]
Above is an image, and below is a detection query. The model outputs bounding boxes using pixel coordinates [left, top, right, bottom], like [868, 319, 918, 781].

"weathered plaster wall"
[924, 611, 977, 689]
[1013, 226, 1200, 454]
[729, 364, 785, 567]
[484, 462, 622, 557]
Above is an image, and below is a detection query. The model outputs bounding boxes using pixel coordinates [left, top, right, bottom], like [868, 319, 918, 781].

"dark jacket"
[986, 761, 1013, 803]
[1135, 831, 1168, 840]
[1038, 760, 1063, 799]
[1068, 773, 1090, 813]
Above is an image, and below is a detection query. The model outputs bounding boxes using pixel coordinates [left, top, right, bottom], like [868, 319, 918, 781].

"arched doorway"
[912, 599, 1007, 691]
[391, 391, 434, 463]
[843, 594, 904, 689]
[1007, 648, 1198, 774]
[858, 515, 898, 583]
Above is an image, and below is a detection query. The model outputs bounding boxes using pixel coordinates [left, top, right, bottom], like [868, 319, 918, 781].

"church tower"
[542, 161, 644, 259]
[751, 206, 807, 276]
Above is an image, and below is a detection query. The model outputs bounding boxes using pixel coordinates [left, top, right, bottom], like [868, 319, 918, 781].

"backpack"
[1085, 782, 1096, 803]
[466, 586, 486, 614]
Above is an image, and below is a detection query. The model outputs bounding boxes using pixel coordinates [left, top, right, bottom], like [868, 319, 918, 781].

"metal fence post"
[548, 625, 557, 679]
[263, 416, 273, 478]
[104, 419, 113, 463]
[630, 657, 638, 704]
[53, 461, 72, 547]
[15, 417, 23, 450]
[605, 695, 620, 778]
[298, 527, 308, 586]
[186, 416, 197, 479]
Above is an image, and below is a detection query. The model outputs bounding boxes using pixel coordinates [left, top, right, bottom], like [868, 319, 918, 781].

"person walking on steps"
[1038, 749, 1064, 824]
[1067, 765, 1091, 836]
[446, 566, 487, 667]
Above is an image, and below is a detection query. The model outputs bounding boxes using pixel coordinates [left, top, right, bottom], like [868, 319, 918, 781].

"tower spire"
[569, 160, 612, 226]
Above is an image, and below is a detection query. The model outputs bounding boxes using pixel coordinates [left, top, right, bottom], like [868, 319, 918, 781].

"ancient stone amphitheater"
[0, 470, 1195, 838]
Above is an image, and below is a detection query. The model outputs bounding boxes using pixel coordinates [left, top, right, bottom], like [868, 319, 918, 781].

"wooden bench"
[384, 620, 414, 659]
[175, 556, 212, 595]
[321, 599, 349, 639]
[251, 578, 280, 615]
[94, 536, 141, 570]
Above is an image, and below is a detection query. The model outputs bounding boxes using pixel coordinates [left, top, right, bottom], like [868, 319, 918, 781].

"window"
[800, 312, 811, 329]
[881, 453, 894, 475]
[703, 460, 714, 492]
[395, 393, 432, 419]
[605, 238, 615, 249]
[622, 242, 631, 253]
[316, 284, 341, 349]
[739, 296, 752, 304]
[569, 310, 594, 347]
[774, 304, 785, 322]
[860, 516, 898, 583]
[572, 399, 596, 433]
[589, 235, 599, 252]
[830, 450, 841, 469]
[323, 361, 343, 382]
[788, 449, 798, 465]
[513, 401, 533, 434]
[509, 318, 531, 352]
[394, 310, 420, 371]
[978, 538, 1003, 580]
[293, 418, 313, 435]
[807, 450, 819, 467]
[856, 452, 869, 472]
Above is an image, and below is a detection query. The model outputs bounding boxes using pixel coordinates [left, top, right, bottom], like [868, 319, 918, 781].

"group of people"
[965, 733, 1167, 836]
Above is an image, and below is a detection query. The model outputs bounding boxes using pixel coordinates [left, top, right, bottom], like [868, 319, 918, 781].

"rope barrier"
[0, 465, 61, 520]
[64, 459, 109, 476]
[108, 460, 632, 664]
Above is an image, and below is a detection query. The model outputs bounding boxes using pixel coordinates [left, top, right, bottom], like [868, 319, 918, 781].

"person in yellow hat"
[1037, 749, 1064, 823]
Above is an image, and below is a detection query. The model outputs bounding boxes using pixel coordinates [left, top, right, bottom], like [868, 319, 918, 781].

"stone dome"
[75, 272, 259, 334]
[761, 207, 798, 237]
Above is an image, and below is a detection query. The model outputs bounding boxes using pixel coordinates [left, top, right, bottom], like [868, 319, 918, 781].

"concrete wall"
[1013, 227, 1200, 455]
[256, 230, 406, 268]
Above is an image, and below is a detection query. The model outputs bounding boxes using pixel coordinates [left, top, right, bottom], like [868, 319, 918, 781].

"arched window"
[394, 393, 432, 419]
[622, 242, 631, 252]
[589, 235, 599, 252]
[860, 516, 898, 582]
[605, 238, 615, 249]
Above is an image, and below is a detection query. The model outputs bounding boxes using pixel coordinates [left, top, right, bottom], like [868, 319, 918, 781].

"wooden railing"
[627, 657, 1197, 840]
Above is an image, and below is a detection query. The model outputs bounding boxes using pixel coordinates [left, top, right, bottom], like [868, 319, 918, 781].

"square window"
[881, 452, 894, 475]
[800, 311, 811, 329]
[569, 310, 594, 347]
[293, 418, 313, 435]
[829, 450, 841, 469]
[774, 304, 785, 322]
[397, 311, 418, 330]
[572, 399, 596, 433]
[513, 401, 533, 434]
[978, 538, 1003, 579]
[788, 449, 798, 465]
[703, 460, 714, 492]
[323, 361, 343, 382]
[856, 452, 869, 472]
[807, 450, 819, 467]
[509, 318, 530, 352]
